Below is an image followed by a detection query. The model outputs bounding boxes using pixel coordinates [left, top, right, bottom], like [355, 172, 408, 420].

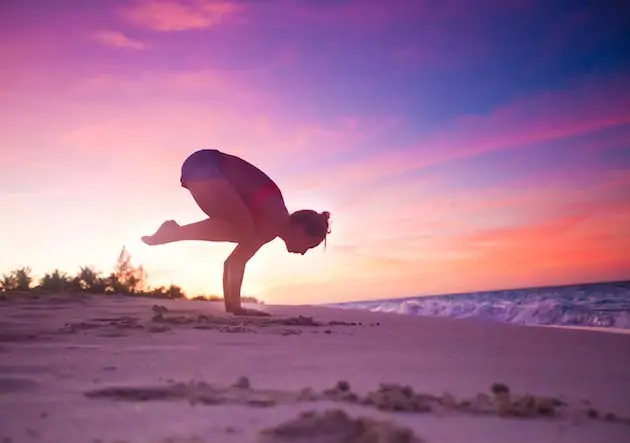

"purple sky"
[1, 0, 629, 303]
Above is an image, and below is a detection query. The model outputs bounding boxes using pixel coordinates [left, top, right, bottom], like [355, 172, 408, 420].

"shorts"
[180, 149, 225, 189]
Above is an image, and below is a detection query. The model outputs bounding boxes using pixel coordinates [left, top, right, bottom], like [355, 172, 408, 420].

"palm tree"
[74, 266, 103, 292]
[104, 272, 124, 295]
[0, 273, 17, 292]
[146, 286, 168, 298]
[39, 269, 72, 292]
[13, 267, 32, 291]
[145, 284, 186, 299]
[0, 267, 32, 292]
[110, 247, 146, 294]
[166, 284, 186, 299]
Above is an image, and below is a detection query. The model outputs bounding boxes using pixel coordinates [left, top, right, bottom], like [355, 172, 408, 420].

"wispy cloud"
[350, 169, 630, 293]
[289, 72, 630, 193]
[121, 0, 242, 31]
[456, 206, 630, 284]
[78, 69, 232, 94]
[90, 30, 147, 50]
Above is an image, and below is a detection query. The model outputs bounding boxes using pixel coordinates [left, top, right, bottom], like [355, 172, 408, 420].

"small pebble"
[336, 380, 350, 392]
[604, 412, 617, 421]
[587, 408, 599, 419]
[233, 376, 251, 389]
[491, 383, 510, 395]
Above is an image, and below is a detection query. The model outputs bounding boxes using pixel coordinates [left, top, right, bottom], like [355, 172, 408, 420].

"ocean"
[331, 281, 630, 330]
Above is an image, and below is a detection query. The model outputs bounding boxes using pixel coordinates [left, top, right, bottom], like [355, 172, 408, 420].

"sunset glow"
[2, 0, 629, 304]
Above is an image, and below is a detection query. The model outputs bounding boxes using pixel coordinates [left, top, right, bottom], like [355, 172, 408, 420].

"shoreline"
[536, 324, 630, 335]
[3, 290, 629, 334]
[319, 303, 630, 335]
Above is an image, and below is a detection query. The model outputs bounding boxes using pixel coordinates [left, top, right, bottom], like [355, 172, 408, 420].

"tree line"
[0, 247, 260, 304]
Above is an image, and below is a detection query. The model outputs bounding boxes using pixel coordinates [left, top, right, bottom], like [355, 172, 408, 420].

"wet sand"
[0, 293, 629, 442]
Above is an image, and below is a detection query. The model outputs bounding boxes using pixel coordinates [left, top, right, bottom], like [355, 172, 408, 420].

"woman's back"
[216, 150, 285, 212]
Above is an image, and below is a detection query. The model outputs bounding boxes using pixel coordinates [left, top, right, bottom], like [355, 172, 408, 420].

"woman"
[141, 149, 331, 316]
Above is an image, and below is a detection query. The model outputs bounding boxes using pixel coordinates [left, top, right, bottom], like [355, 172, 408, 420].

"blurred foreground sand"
[1, 293, 629, 442]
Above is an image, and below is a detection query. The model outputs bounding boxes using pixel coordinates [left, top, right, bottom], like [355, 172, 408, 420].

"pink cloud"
[74, 68, 259, 104]
[464, 214, 590, 247]
[120, 0, 242, 31]
[56, 104, 397, 187]
[290, 72, 630, 192]
[314, 163, 630, 297]
[330, 164, 630, 257]
[357, 173, 630, 292]
[402, 73, 630, 164]
[456, 205, 630, 283]
[90, 30, 147, 50]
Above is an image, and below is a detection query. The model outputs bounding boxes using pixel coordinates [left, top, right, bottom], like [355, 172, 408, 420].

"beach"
[1, 293, 629, 443]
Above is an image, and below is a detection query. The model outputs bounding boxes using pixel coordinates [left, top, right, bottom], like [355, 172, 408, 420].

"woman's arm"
[223, 240, 268, 315]
[222, 196, 285, 315]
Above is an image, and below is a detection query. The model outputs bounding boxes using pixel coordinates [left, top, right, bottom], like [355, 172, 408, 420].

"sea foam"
[332, 282, 630, 330]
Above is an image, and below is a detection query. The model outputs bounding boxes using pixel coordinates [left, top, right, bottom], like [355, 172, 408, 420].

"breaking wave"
[332, 282, 630, 330]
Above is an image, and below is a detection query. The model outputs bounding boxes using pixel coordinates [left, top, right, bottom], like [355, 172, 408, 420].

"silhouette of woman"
[142, 149, 331, 316]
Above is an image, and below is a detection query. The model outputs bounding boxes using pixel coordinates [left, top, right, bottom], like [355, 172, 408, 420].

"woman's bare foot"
[141, 220, 180, 246]
[230, 307, 271, 317]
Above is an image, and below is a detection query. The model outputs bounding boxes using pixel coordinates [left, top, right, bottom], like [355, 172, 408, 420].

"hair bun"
[320, 211, 332, 234]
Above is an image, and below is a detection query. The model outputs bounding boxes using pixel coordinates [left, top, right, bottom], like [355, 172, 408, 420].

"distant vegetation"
[0, 246, 260, 304]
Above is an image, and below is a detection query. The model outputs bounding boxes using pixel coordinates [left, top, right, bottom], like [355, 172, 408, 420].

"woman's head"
[283, 210, 331, 255]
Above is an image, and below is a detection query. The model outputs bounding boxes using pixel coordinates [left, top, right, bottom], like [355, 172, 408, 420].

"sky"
[1, 0, 629, 304]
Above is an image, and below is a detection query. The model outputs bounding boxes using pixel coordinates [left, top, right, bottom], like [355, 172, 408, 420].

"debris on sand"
[322, 380, 360, 403]
[233, 376, 251, 389]
[260, 408, 424, 443]
[327, 320, 360, 326]
[152, 304, 169, 314]
[485, 383, 568, 418]
[85, 377, 290, 408]
[273, 315, 322, 327]
[62, 316, 144, 333]
[85, 382, 191, 401]
[363, 383, 434, 413]
[82, 377, 630, 427]
[60, 306, 370, 338]
[297, 387, 318, 401]
[490, 382, 510, 395]
[586, 407, 599, 419]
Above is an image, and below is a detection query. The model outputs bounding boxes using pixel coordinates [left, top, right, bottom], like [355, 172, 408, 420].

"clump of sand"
[233, 376, 251, 389]
[322, 380, 361, 403]
[260, 408, 424, 443]
[83, 377, 630, 427]
[152, 304, 168, 315]
[60, 305, 366, 338]
[363, 383, 436, 413]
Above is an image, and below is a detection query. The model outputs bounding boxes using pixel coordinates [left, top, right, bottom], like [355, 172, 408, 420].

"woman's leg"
[141, 218, 241, 245]
[143, 150, 253, 246]
[142, 178, 252, 246]
[188, 178, 256, 237]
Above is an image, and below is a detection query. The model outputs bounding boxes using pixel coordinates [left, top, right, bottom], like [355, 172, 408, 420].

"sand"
[0, 293, 629, 443]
